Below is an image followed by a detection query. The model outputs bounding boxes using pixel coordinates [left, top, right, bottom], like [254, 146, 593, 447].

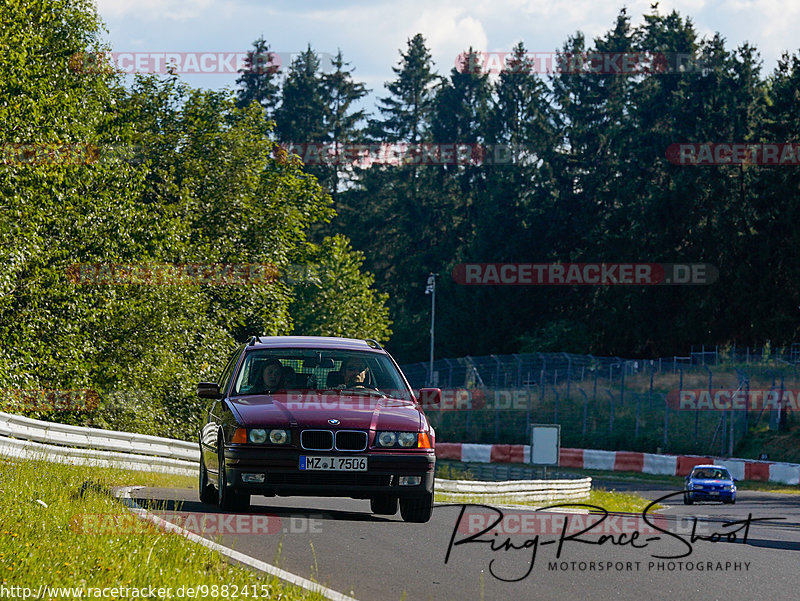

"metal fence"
[401, 345, 800, 457]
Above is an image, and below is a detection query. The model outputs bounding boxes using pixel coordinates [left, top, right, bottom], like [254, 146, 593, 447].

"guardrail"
[0, 410, 199, 476]
[0, 410, 198, 460]
[437, 476, 591, 504]
[0, 411, 590, 502]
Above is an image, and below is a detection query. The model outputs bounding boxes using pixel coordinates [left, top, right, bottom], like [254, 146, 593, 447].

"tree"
[289, 235, 392, 341]
[431, 47, 491, 146]
[235, 36, 282, 115]
[321, 50, 368, 198]
[371, 33, 439, 144]
[274, 45, 328, 144]
[0, 1, 393, 439]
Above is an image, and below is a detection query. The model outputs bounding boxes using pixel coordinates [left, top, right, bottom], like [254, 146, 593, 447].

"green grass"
[0, 458, 327, 598]
[585, 488, 662, 513]
[435, 463, 476, 480]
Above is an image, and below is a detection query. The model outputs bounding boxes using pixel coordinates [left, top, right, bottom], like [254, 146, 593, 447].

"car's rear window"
[231, 348, 412, 400]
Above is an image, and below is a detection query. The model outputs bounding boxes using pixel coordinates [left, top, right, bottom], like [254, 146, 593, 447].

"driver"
[342, 358, 369, 387]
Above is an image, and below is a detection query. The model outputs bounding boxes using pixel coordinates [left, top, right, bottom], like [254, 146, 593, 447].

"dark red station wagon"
[197, 336, 441, 522]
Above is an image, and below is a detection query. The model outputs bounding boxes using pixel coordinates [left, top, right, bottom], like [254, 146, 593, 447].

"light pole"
[425, 273, 437, 386]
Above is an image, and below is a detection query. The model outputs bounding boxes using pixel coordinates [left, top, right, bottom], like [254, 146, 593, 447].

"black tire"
[217, 443, 250, 512]
[370, 495, 398, 515]
[683, 492, 693, 505]
[198, 451, 216, 505]
[400, 492, 433, 523]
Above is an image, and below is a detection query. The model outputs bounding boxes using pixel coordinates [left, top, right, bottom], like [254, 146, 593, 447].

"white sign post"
[529, 424, 560, 479]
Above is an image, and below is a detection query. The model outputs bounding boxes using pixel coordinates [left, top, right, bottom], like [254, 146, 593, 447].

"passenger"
[260, 358, 285, 392]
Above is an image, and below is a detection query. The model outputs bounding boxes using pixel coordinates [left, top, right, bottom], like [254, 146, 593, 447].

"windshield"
[231, 348, 413, 401]
[692, 468, 731, 480]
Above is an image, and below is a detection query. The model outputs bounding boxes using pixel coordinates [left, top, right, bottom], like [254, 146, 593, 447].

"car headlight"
[398, 432, 417, 448]
[686, 482, 694, 490]
[376, 431, 420, 448]
[249, 429, 267, 444]
[269, 429, 289, 445]
[377, 431, 397, 447]
[246, 428, 289, 444]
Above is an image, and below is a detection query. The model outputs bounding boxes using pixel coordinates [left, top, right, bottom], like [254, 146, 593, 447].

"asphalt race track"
[134, 481, 800, 601]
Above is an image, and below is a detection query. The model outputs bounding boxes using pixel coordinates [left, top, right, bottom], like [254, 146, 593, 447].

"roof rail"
[365, 339, 383, 350]
[248, 336, 259, 346]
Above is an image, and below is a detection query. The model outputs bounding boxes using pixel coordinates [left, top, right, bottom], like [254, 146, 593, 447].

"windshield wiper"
[343, 387, 388, 398]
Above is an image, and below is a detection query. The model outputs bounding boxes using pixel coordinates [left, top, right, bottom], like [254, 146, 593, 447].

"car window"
[230, 348, 412, 400]
[218, 345, 244, 396]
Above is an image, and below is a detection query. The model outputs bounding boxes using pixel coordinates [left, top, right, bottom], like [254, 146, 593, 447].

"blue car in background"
[684, 464, 737, 504]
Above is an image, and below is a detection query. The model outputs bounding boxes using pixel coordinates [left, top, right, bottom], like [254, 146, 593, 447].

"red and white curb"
[435, 443, 800, 485]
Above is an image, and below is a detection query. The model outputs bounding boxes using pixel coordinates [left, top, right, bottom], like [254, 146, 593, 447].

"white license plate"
[299, 456, 367, 471]
[709, 491, 719, 495]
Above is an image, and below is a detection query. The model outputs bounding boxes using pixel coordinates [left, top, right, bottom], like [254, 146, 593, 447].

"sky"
[94, 0, 800, 110]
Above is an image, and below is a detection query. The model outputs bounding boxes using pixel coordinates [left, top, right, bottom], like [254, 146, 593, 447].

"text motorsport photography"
[442, 493, 776, 582]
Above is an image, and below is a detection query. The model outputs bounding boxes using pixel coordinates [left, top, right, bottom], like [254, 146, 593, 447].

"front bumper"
[685, 489, 735, 502]
[223, 445, 435, 499]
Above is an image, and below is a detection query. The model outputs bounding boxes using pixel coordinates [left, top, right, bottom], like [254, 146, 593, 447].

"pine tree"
[235, 36, 281, 114]
[371, 33, 438, 144]
[274, 45, 328, 144]
[321, 50, 368, 197]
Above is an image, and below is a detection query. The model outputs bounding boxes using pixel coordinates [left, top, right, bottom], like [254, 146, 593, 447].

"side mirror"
[197, 382, 222, 399]
[418, 388, 441, 407]
[733, 478, 739, 483]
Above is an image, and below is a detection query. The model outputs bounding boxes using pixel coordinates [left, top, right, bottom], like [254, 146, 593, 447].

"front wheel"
[683, 492, 693, 505]
[217, 444, 250, 512]
[400, 492, 433, 523]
